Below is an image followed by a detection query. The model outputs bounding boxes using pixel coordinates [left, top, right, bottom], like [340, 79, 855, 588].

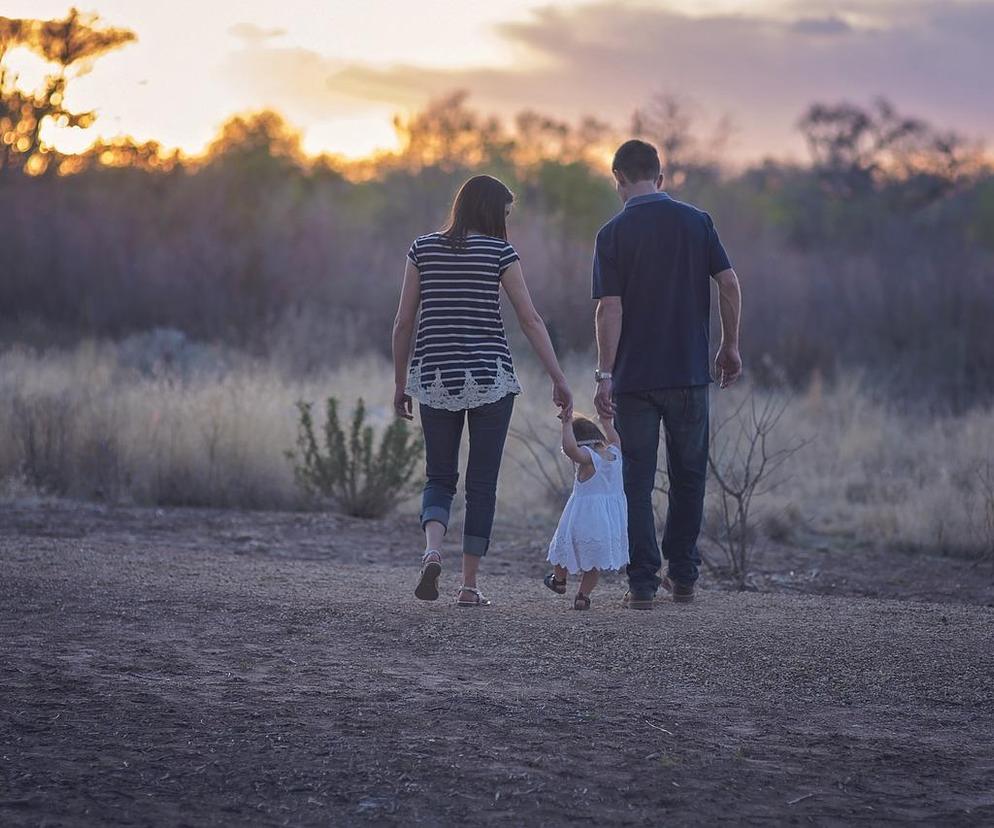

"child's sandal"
[543, 572, 567, 595]
[573, 592, 591, 611]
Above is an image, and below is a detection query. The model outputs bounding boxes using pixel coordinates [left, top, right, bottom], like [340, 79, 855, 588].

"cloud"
[228, 22, 287, 45]
[789, 16, 853, 36]
[223, 1, 994, 159]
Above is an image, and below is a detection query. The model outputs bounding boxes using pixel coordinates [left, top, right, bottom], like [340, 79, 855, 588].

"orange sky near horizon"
[3, 0, 993, 164]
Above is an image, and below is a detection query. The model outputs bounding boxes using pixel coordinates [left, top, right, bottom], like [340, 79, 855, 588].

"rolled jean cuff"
[463, 534, 489, 558]
[420, 506, 449, 532]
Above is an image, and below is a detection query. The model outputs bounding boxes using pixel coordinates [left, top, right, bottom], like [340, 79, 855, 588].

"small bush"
[287, 397, 422, 518]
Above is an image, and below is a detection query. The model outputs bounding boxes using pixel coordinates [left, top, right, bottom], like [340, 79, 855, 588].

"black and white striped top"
[405, 232, 522, 411]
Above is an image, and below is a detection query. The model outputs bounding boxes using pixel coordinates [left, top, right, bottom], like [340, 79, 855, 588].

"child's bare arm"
[598, 414, 622, 447]
[560, 412, 593, 466]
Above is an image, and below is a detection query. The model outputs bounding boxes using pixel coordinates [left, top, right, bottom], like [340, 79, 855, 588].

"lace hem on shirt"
[406, 362, 522, 411]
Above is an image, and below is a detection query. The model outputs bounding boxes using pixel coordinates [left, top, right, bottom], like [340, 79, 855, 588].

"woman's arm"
[598, 414, 622, 448]
[391, 258, 420, 419]
[560, 411, 592, 466]
[501, 260, 573, 416]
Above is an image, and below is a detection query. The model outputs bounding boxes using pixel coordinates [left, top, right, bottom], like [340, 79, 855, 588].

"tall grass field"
[1, 337, 992, 559]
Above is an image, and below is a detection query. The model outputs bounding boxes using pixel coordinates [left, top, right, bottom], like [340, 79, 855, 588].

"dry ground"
[2, 500, 993, 826]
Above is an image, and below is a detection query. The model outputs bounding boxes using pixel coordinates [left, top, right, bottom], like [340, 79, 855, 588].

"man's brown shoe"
[621, 591, 655, 610]
[662, 576, 695, 603]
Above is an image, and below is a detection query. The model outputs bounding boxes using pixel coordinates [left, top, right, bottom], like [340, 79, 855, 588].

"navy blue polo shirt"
[592, 192, 732, 393]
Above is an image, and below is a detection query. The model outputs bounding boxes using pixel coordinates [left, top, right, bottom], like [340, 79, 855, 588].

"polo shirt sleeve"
[407, 237, 420, 268]
[704, 213, 732, 276]
[499, 242, 520, 274]
[592, 225, 622, 298]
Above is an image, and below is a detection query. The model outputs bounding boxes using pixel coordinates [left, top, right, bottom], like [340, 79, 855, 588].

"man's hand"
[594, 377, 615, 418]
[553, 377, 573, 419]
[714, 344, 742, 388]
[394, 385, 413, 420]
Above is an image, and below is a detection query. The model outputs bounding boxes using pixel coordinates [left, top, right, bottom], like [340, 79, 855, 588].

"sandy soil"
[2, 500, 993, 826]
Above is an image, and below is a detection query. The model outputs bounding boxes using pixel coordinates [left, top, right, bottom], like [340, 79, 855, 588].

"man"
[592, 139, 742, 610]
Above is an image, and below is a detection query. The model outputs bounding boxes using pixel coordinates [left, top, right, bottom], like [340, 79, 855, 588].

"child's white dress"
[547, 444, 629, 573]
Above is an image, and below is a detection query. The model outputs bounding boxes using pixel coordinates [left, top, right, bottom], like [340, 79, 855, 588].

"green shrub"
[287, 397, 422, 518]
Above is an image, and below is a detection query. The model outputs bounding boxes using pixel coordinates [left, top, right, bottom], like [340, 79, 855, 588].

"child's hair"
[572, 414, 607, 446]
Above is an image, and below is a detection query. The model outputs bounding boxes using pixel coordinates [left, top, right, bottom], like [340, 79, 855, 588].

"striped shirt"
[405, 232, 522, 411]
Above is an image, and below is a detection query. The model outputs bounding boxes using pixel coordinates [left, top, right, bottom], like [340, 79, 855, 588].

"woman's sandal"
[543, 572, 567, 595]
[573, 592, 591, 611]
[414, 550, 442, 601]
[456, 586, 492, 608]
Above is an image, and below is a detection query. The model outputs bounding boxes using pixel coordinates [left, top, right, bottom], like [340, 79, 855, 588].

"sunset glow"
[4, 0, 993, 162]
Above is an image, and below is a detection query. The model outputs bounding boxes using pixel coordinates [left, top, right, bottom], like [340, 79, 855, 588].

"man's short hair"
[612, 139, 661, 183]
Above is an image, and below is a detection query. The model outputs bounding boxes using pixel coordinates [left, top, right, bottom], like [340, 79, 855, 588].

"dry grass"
[1, 340, 992, 557]
[0, 341, 392, 509]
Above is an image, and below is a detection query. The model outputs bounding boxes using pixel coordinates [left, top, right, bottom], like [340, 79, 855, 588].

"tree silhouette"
[0, 8, 135, 176]
[392, 91, 514, 172]
[631, 93, 731, 189]
[798, 97, 981, 205]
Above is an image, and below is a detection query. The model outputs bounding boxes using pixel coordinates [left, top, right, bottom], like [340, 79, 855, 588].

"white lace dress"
[547, 444, 629, 574]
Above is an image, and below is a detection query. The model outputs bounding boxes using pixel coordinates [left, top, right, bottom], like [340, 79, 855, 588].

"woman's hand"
[553, 376, 573, 419]
[394, 385, 413, 420]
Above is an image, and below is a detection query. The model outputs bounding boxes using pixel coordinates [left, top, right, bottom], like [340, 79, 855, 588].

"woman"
[392, 174, 572, 607]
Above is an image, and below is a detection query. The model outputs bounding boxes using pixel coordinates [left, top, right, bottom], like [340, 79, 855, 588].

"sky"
[3, 0, 993, 162]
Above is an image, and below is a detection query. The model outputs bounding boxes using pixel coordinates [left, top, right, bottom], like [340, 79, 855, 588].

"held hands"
[714, 343, 743, 388]
[552, 376, 573, 420]
[594, 377, 615, 418]
[394, 384, 413, 420]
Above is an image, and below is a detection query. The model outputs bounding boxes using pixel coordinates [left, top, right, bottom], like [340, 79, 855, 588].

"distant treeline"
[3, 93, 994, 408]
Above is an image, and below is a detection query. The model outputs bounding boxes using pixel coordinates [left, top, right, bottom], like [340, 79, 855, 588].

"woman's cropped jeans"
[418, 393, 515, 557]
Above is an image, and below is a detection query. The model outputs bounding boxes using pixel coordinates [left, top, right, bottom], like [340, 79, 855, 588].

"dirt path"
[2, 501, 993, 825]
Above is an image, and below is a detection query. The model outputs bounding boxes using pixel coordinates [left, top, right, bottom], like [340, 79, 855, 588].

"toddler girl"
[544, 411, 629, 609]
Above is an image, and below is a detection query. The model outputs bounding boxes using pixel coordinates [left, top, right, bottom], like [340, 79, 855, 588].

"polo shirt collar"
[625, 191, 672, 209]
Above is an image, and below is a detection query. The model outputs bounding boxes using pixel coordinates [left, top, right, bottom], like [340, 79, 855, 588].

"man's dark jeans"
[418, 394, 514, 557]
[614, 385, 708, 598]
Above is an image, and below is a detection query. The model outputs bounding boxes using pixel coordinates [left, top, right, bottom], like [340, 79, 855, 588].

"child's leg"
[554, 564, 568, 582]
[579, 569, 600, 596]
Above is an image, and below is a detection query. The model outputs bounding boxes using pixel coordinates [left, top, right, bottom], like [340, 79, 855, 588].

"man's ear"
[612, 169, 627, 187]
[656, 173, 665, 190]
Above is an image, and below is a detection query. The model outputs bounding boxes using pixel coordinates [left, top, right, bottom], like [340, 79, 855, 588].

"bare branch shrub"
[508, 418, 573, 510]
[704, 393, 808, 587]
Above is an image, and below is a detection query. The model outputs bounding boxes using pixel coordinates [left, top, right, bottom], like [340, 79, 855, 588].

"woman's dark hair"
[612, 139, 661, 183]
[572, 415, 607, 445]
[441, 175, 514, 247]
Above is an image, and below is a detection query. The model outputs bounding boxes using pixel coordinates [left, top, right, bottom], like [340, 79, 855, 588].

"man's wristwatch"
[594, 369, 613, 382]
